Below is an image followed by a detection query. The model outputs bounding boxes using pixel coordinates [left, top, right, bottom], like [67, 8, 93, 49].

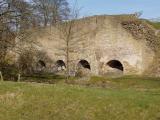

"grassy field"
[0, 76, 160, 120]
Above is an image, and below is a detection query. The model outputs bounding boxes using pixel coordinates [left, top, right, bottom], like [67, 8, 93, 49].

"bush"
[0, 64, 19, 81]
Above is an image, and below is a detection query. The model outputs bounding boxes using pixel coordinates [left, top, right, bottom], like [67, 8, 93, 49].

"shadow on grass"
[4, 74, 160, 89]
[88, 75, 160, 89]
[22, 73, 66, 84]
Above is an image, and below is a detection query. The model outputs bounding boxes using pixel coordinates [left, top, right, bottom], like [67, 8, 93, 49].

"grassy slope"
[149, 22, 160, 29]
[144, 20, 160, 29]
[1, 76, 160, 120]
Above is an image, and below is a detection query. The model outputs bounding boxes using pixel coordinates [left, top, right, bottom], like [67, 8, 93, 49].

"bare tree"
[0, 0, 18, 74]
[0, 0, 39, 80]
[0, 0, 75, 80]
[134, 11, 143, 18]
[31, 0, 70, 27]
[54, 2, 89, 81]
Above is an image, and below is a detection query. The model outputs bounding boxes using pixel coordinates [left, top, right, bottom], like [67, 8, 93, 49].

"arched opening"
[35, 60, 46, 73]
[76, 60, 91, 77]
[107, 60, 123, 71]
[78, 60, 91, 70]
[56, 60, 66, 71]
[38, 60, 46, 67]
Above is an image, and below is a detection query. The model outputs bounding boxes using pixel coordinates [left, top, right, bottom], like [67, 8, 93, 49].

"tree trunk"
[0, 71, 4, 82]
[17, 73, 21, 82]
[66, 46, 69, 83]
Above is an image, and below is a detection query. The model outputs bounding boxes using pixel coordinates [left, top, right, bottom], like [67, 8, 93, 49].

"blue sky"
[68, 0, 160, 19]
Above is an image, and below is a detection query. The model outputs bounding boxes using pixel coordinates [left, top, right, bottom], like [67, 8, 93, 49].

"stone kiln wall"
[22, 15, 155, 76]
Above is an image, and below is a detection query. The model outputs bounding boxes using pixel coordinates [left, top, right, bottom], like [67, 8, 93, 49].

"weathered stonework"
[16, 15, 157, 76]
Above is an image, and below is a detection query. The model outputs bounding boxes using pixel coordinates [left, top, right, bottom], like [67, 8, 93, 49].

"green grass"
[1, 76, 160, 120]
[149, 22, 160, 29]
[22, 73, 65, 84]
[145, 20, 160, 29]
[89, 76, 160, 89]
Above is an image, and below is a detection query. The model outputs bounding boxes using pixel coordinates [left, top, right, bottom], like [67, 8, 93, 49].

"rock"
[102, 65, 123, 77]
[76, 67, 91, 77]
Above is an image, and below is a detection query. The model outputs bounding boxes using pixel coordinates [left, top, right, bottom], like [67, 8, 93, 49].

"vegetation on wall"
[121, 18, 160, 76]
[121, 20, 160, 52]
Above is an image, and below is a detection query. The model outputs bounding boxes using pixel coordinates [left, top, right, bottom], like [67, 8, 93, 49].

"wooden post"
[0, 71, 4, 82]
[17, 73, 21, 82]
